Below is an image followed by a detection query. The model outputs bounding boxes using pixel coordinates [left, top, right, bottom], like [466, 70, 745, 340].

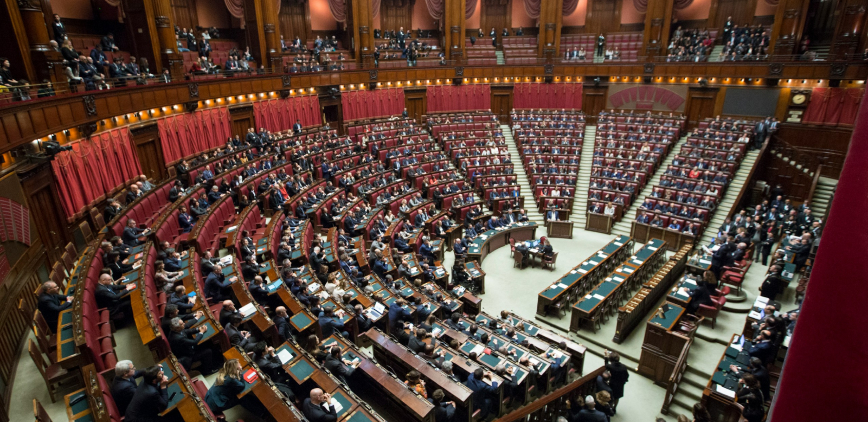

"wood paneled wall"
[171, 0, 200, 32]
[586, 0, 623, 35]
[0, 238, 49, 421]
[380, 0, 413, 33]
[754, 147, 815, 203]
[774, 123, 852, 179]
[480, 0, 512, 47]
[280, 0, 312, 42]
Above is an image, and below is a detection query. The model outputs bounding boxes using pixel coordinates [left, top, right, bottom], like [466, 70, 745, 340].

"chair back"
[79, 221, 94, 243]
[33, 310, 53, 339]
[65, 242, 77, 259]
[28, 339, 48, 379]
[33, 399, 53, 422]
[61, 252, 76, 276]
[513, 250, 523, 264]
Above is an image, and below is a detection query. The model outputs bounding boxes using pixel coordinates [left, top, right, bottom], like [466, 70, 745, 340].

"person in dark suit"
[205, 265, 235, 302]
[273, 306, 295, 340]
[730, 357, 770, 401]
[323, 345, 358, 384]
[388, 299, 413, 330]
[686, 279, 714, 315]
[567, 395, 607, 422]
[161, 303, 201, 333]
[293, 120, 303, 134]
[710, 239, 734, 279]
[37, 281, 72, 333]
[122, 219, 147, 246]
[110, 360, 144, 415]
[430, 389, 456, 422]
[103, 198, 123, 222]
[302, 388, 338, 422]
[178, 206, 194, 233]
[225, 314, 259, 352]
[407, 328, 431, 353]
[51, 14, 66, 44]
[354, 304, 373, 332]
[95, 273, 134, 316]
[200, 251, 218, 274]
[124, 365, 168, 422]
[759, 265, 784, 300]
[318, 306, 348, 338]
[603, 351, 629, 411]
[167, 317, 216, 374]
[464, 368, 499, 419]
[748, 330, 775, 365]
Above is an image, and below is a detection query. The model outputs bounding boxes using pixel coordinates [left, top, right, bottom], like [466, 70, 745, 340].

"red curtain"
[803, 88, 865, 126]
[254, 96, 322, 133]
[513, 83, 582, 110]
[769, 83, 867, 422]
[426, 85, 492, 113]
[158, 107, 231, 164]
[51, 127, 143, 218]
[341, 88, 405, 121]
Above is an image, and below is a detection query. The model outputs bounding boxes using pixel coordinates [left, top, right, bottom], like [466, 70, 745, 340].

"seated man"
[124, 366, 169, 421]
[167, 317, 216, 375]
[302, 388, 338, 422]
[110, 360, 144, 415]
[37, 281, 72, 333]
[204, 264, 235, 302]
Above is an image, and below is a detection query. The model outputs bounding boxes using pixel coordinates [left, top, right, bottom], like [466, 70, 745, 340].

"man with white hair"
[140, 175, 154, 191]
[566, 395, 607, 422]
[301, 388, 337, 422]
[110, 360, 143, 415]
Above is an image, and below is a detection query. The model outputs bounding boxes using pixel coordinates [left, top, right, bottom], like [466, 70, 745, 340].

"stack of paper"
[239, 303, 257, 317]
[277, 349, 294, 364]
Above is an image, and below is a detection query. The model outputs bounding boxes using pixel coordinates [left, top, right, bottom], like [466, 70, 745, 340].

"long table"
[537, 235, 633, 316]
[466, 222, 538, 264]
[702, 334, 753, 422]
[570, 239, 666, 333]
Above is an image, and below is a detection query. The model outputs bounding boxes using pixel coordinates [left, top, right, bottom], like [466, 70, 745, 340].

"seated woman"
[540, 236, 554, 259]
[405, 370, 427, 398]
[205, 359, 267, 417]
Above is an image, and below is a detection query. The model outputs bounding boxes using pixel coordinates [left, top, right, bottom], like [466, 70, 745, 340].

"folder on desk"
[239, 303, 257, 317]
[725, 347, 739, 359]
[711, 370, 728, 386]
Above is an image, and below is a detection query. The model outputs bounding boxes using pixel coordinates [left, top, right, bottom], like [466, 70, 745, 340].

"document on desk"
[593, 294, 606, 300]
[278, 349, 294, 364]
[577, 268, 588, 274]
[699, 259, 711, 265]
[612, 276, 625, 282]
[748, 311, 762, 320]
[613, 242, 623, 246]
[470, 344, 485, 356]
[239, 303, 257, 317]
[683, 278, 696, 285]
[715, 385, 736, 398]
[632, 259, 643, 265]
[755, 296, 770, 304]
[329, 398, 344, 413]
[647, 246, 658, 251]
[621, 267, 634, 274]
[588, 260, 599, 266]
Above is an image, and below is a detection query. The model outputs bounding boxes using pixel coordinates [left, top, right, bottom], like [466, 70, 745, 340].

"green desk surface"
[575, 296, 601, 312]
[329, 390, 353, 418]
[400, 287, 415, 297]
[165, 381, 184, 409]
[781, 263, 796, 282]
[346, 409, 376, 422]
[610, 274, 626, 284]
[635, 246, 658, 261]
[289, 359, 316, 382]
[257, 238, 269, 246]
[179, 259, 189, 269]
[124, 271, 140, 282]
[595, 280, 619, 296]
[277, 344, 298, 362]
[59, 324, 74, 341]
[159, 360, 175, 380]
[60, 311, 73, 326]
[241, 378, 258, 395]
[478, 352, 503, 368]
[291, 250, 303, 260]
[459, 342, 476, 354]
[221, 266, 234, 276]
[198, 322, 217, 343]
[73, 414, 95, 422]
[68, 390, 90, 415]
[290, 313, 314, 330]
[602, 241, 624, 254]
[259, 262, 273, 273]
[60, 339, 76, 358]
[648, 304, 685, 330]
[370, 282, 383, 291]
[130, 245, 145, 254]
[540, 283, 566, 299]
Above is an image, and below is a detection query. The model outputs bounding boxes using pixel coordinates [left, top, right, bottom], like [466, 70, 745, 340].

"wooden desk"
[631, 222, 696, 252]
[537, 235, 632, 316]
[637, 303, 700, 385]
[546, 220, 574, 239]
[702, 334, 752, 422]
[586, 212, 614, 234]
[466, 222, 538, 264]
[366, 328, 474, 422]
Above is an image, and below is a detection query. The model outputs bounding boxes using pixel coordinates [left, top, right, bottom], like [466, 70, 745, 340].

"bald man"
[273, 306, 294, 340]
[95, 273, 135, 316]
[218, 300, 239, 327]
[302, 388, 337, 422]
